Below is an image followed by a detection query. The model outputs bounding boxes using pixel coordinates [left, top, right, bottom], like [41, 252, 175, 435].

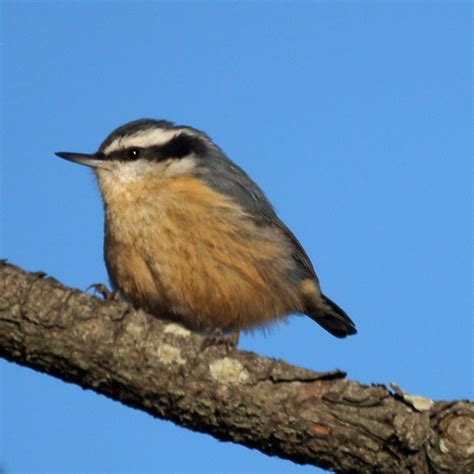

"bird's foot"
[200, 330, 240, 353]
[88, 283, 121, 302]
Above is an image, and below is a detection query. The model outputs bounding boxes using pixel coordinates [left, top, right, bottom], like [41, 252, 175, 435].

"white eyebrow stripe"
[103, 128, 181, 155]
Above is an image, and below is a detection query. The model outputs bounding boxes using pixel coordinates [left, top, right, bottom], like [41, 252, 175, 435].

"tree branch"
[0, 261, 472, 473]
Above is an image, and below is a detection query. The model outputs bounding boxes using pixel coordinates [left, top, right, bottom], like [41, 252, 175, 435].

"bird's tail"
[306, 294, 357, 338]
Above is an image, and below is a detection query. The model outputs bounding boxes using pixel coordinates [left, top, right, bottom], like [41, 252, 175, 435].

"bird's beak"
[55, 151, 110, 169]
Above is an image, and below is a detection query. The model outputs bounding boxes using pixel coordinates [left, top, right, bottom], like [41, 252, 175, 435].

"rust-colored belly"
[104, 175, 303, 332]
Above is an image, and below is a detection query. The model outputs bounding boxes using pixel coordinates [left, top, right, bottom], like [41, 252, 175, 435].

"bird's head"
[56, 119, 216, 187]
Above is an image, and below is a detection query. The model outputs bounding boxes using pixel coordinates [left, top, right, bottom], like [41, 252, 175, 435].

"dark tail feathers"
[307, 294, 357, 338]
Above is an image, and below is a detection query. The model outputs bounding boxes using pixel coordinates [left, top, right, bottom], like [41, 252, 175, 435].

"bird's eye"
[128, 148, 141, 159]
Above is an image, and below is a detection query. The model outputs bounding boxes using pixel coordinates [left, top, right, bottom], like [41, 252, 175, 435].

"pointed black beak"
[55, 151, 108, 169]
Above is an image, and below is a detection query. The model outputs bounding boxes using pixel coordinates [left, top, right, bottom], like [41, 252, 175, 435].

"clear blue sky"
[1, 2, 471, 473]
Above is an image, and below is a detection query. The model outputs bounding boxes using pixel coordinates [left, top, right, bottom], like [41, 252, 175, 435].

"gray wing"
[196, 151, 318, 283]
[271, 217, 319, 283]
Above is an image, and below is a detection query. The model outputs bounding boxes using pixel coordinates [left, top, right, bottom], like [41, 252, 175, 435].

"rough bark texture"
[0, 261, 472, 473]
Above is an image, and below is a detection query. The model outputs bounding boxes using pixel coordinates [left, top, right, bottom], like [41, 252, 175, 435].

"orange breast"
[104, 174, 304, 332]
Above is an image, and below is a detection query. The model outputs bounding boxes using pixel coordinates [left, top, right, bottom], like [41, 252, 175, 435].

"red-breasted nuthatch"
[56, 119, 356, 341]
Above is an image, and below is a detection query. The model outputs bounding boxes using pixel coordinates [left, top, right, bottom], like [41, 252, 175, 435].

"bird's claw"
[200, 330, 240, 353]
[88, 283, 121, 302]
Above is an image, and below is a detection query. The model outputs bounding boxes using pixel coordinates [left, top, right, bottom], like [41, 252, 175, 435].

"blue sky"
[1, 2, 472, 473]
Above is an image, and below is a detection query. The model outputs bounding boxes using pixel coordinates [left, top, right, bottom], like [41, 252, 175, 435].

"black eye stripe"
[104, 134, 207, 162]
[154, 134, 207, 160]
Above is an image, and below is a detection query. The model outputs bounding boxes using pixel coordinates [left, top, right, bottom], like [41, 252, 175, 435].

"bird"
[56, 119, 356, 343]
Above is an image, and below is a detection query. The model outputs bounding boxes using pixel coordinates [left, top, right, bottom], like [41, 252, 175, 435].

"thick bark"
[0, 261, 472, 473]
